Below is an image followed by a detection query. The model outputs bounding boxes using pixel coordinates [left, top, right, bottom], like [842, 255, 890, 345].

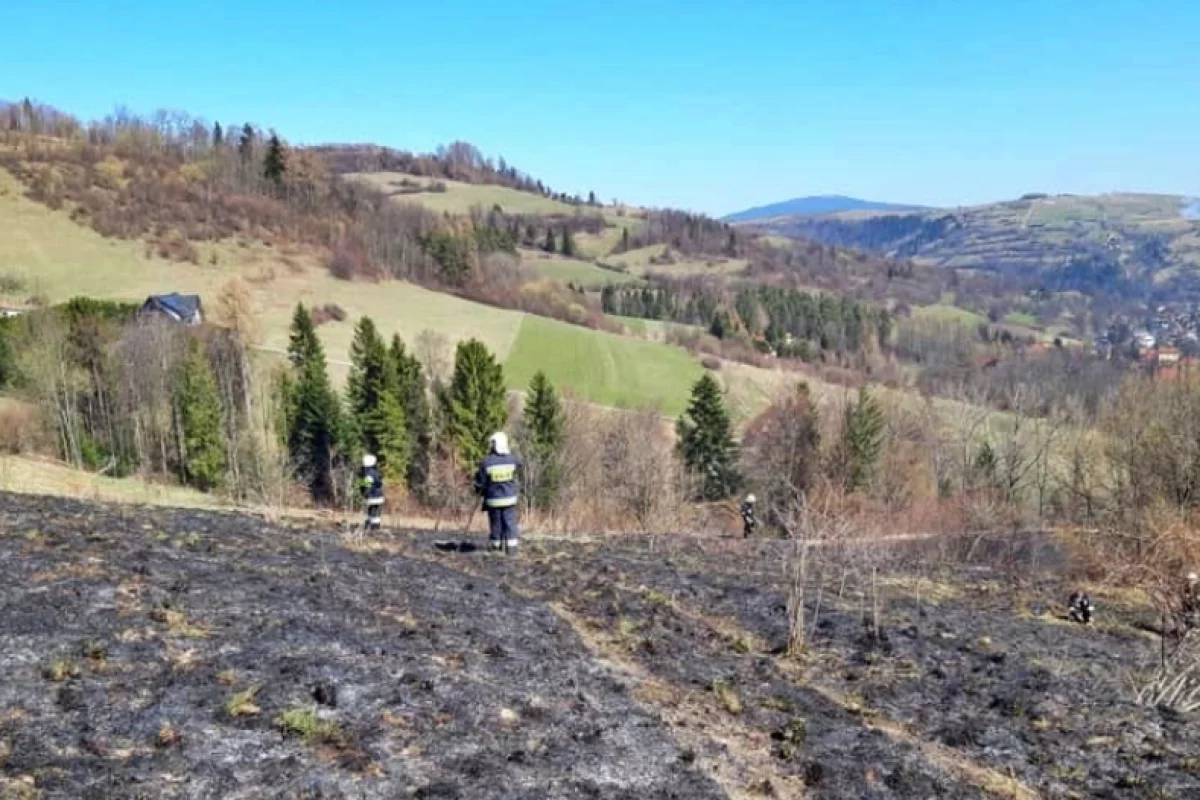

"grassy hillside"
[599, 243, 748, 277]
[0, 167, 518, 381]
[504, 315, 704, 416]
[518, 249, 640, 287]
[0, 166, 727, 414]
[346, 171, 580, 216]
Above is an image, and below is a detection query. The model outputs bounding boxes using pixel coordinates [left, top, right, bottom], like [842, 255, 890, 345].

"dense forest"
[601, 283, 891, 358]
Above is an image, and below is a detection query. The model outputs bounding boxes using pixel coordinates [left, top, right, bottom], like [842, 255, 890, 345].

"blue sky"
[3, 0, 1198, 215]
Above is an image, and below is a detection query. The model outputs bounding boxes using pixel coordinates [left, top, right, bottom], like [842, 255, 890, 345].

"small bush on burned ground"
[225, 686, 261, 718]
[276, 706, 345, 747]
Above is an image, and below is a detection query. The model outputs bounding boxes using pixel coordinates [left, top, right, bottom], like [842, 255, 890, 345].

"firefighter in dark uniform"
[360, 454, 384, 530]
[1067, 590, 1094, 625]
[741, 494, 757, 538]
[475, 432, 522, 554]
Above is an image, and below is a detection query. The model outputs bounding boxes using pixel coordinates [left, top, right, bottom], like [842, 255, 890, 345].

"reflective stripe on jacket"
[360, 466, 384, 500]
[476, 453, 521, 509]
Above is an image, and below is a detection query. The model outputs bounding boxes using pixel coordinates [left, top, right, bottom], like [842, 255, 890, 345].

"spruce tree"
[620, 227, 631, 252]
[287, 303, 321, 368]
[390, 334, 432, 495]
[443, 338, 508, 468]
[212, 121, 223, 148]
[347, 317, 408, 481]
[841, 387, 884, 493]
[238, 123, 254, 162]
[174, 338, 226, 491]
[521, 371, 565, 511]
[263, 133, 286, 186]
[285, 304, 344, 502]
[677, 374, 741, 500]
[543, 228, 556, 254]
[561, 227, 576, 257]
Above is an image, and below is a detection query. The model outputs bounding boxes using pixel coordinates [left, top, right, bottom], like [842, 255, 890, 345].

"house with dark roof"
[138, 293, 203, 325]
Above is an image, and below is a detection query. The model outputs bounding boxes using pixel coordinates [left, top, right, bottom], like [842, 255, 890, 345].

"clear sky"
[3, 0, 1198, 215]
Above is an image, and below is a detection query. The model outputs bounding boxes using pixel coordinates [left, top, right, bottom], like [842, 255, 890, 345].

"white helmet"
[489, 432, 510, 456]
[746, 494, 756, 504]
[362, 454, 377, 468]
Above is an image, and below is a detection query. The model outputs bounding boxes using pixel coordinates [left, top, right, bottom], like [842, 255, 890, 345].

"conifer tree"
[620, 227, 631, 252]
[561, 227, 576, 257]
[677, 374, 741, 500]
[840, 387, 884, 493]
[390, 334, 432, 495]
[521, 371, 565, 511]
[238, 123, 254, 162]
[263, 133, 286, 186]
[174, 338, 226, 491]
[347, 317, 407, 480]
[443, 338, 508, 469]
[212, 121, 223, 148]
[285, 304, 344, 502]
[543, 228, 556, 254]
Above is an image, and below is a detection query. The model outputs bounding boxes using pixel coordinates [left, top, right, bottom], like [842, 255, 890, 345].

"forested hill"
[751, 193, 1200, 306]
[724, 195, 927, 223]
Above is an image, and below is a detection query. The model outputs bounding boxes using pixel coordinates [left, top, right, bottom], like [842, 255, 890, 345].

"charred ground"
[1, 493, 1197, 799]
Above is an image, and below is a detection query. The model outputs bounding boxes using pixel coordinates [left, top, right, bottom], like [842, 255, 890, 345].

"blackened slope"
[0, 493, 722, 800]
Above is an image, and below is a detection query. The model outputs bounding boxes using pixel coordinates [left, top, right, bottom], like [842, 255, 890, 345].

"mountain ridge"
[723, 194, 929, 223]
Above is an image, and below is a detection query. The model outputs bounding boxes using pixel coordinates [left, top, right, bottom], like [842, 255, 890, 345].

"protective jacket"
[360, 465, 384, 505]
[741, 501, 757, 535]
[475, 452, 521, 509]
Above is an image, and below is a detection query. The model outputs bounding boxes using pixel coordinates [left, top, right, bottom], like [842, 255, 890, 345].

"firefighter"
[741, 494, 757, 538]
[475, 432, 522, 554]
[1067, 590, 1094, 625]
[359, 454, 384, 531]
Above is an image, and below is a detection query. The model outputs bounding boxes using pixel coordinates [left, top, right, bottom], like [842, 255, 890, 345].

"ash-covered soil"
[3, 494, 1199, 799]
[0, 494, 718, 799]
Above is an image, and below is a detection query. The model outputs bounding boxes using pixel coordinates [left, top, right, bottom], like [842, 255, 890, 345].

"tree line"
[601, 282, 891, 358]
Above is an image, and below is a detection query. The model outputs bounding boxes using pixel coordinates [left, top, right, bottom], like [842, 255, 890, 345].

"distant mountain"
[724, 195, 929, 223]
[752, 192, 1200, 305]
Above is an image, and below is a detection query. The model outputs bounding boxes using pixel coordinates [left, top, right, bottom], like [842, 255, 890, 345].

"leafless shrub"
[1135, 631, 1200, 713]
[0, 401, 41, 454]
[327, 240, 370, 280]
[310, 304, 347, 326]
[742, 383, 822, 535]
[416, 329, 451, 387]
[0, 270, 27, 295]
[212, 277, 262, 348]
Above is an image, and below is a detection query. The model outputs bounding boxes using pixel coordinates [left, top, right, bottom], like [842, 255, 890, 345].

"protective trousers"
[366, 499, 383, 529]
[487, 506, 519, 551]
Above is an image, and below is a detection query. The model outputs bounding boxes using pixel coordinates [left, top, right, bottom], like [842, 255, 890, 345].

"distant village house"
[138, 293, 203, 326]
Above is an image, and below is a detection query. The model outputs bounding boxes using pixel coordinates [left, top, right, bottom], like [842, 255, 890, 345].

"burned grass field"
[2, 493, 1199, 798]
